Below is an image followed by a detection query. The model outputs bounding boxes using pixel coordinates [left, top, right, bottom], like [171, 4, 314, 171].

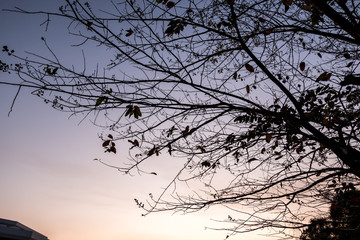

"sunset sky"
[0, 1, 278, 240]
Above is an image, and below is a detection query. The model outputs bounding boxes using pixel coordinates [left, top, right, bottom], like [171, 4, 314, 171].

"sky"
[0, 1, 279, 240]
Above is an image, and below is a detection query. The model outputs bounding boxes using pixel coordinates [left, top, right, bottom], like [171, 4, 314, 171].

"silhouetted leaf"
[133, 105, 142, 119]
[182, 126, 190, 136]
[110, 146, 116, 153]
[166, 1, 175, 8]
[201, 161, 211, 167]
[300, 62, 305, 71]
[125, 105, 133, 117]
[346, 62, 353, 67]
[95, 96, 106, 106]
[265, 28, 273, 35]
[128, 139, 139, 149]
[102, 140, 111, 147]
[233, 71, 238, 79]
[316, 72, 332, 82]
[283, 0, 292, 12]
[125, 29, 133, 37]
[86, 21, 93, 29]
[266, 134, 272, 143]
[259, 17, 266, 23]
[227, 0, 235, 5]
[245, 63, 254, 72]
[197, 146, 206, 153]
[344, 53, 351, 59]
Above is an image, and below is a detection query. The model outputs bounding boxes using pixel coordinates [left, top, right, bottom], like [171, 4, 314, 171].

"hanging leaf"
[245, 63, 254, 72]
[109, 146, 117, 154]
[300, 62, 305, 71]
[302, 5, 311, 11]
[296, 145, 303, 154]
[125, 29, 133, 37]
[265, 28, 273, 35]
[95, 96, 106, 106]
[346, 62, 353, 67]
[128, 139, 140, 149]
[197, 146, 206, 153]
[102, 140, 111, 147]
[148, 147, 156, 156]
[316, 72, 332, 82]
[86, 21, 93, 29]
[233, 71, 238, 80]
[150, 172, 157, 175]
[125, 105, 133, 117]
[247, 157, 258, 163]
[227, 0, 235, 5]
[182, 126, 190, 136]
[259, 17, 266, 23]
[166, 1, 175, 8]
[133, 105, 142, 119]
[344, 53, 351, 59]
[201, 161, 211, 168]
[266, 134, 272, 143]
[108, 134, 113, 139]
[283, 0, 292, 12]
[317, 53, 322, 58]
[246, 85, 250, 94]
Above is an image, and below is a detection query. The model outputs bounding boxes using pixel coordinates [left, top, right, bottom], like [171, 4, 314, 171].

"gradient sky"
[0, 1, 280, 240]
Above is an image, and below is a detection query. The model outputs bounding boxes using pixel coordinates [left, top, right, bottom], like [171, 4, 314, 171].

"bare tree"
[1, 0, 360, 238]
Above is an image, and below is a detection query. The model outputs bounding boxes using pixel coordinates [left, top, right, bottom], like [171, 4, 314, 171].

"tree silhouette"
[300, 187, 360, 240]
[1, 0, 360, 238]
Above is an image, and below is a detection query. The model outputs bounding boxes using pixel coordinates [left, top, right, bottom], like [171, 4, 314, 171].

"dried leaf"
[265, 28, 273, 35]
[316, 72, 332, 82]
[300, 62, 305, 71]
[233, 71, 238, 80]
[166, 1, 175, 8]
[86, 21, 93, 29]
[303, 5, 311, 11]
[201, 161, 211, 168]
[128, 139, 139, 147]
[266, 134, 272, 143]
[182, 126, 190, 136]
[125, 105, 133, 117]
[246, 85, 250, 94]
[346, 62, 353, 67]
[102, 140, 111, 147]
[95, 97, 104, 106]
[197, 146, 206, 153]
[259, 17, 266, 23]
[247, 157, 258, 163]
[125, 29, 133, 37]
[227, 0, 235, 5]
[245, 63, 254, 72]
[283, 0, 292, 12]
[133, 105, 142, 119]
[110, 146, 117, 154]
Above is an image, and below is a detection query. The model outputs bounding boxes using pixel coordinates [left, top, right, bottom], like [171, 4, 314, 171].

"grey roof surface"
[0, 218, 49, 240]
